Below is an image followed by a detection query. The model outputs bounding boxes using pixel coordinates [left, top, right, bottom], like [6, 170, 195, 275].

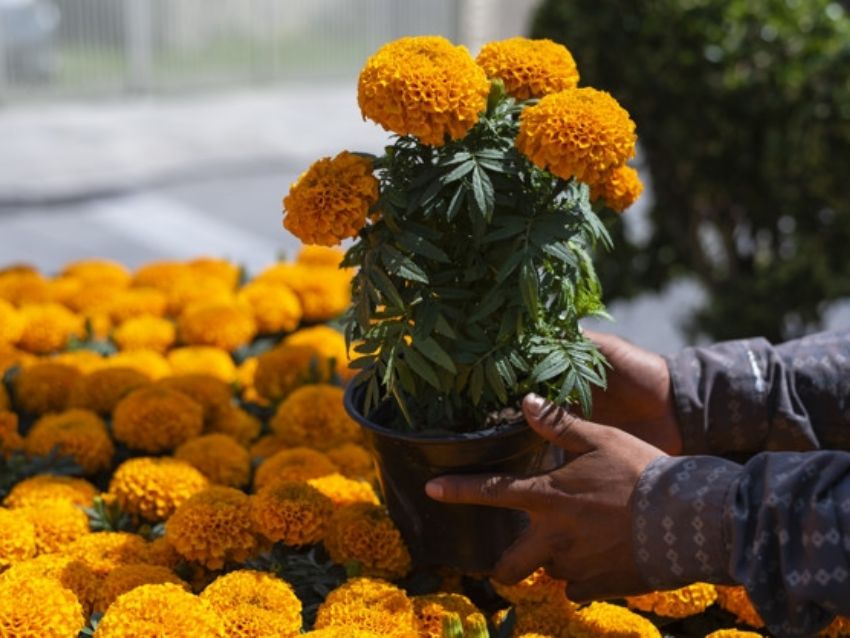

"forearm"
[632, 451, 850, 637]
[665, 330, 850, 455]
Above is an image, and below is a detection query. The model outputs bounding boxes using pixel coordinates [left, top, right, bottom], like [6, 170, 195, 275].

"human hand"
[583, 329, 683, 455]
[425, 393, 667, 601]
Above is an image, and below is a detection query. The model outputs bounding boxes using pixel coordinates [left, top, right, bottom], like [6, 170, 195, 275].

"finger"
[491, 527, 553, 585]
[522, 394, 605, 455]
[425, 473, 543, 510]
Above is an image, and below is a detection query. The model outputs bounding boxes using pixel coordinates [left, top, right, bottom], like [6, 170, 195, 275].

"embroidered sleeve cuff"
[632, 455, 740, 590]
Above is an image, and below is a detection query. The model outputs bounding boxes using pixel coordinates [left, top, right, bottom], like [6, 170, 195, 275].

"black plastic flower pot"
[343, 382, 564, 574]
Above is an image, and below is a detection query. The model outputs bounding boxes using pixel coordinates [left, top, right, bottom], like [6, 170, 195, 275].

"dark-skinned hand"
[425, 393, 667, 601]
[583, 329, 683, 455]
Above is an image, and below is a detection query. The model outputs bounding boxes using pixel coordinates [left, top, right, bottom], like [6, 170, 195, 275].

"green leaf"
[368, 266, 405, 309]
[380, 245, 429, 283]
[402, 345, 441, 390]
[441, 160, 475, 183]
[434, 314, 457, 339]
[398, 232, 451, 263]
[484, 356, 508, 403]
[413, 337, 456, 374]
[469, 363, 484, 405]
[519, 260, 540, 317]
[531, 349, 570, 383]
[471, 165, 495, 221]
[395, 359, 417, 395]
[469, 289, 506, 322]
[446, 183, 466, 221]
[495, 251, 525, 283]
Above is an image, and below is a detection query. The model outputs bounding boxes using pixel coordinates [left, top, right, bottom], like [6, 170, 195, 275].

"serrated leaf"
[368, 266, 405, 309]
[531, 349, 570, 383]
[471, 165, 495, 221]
[441, 160, 475, 183]
[395, 359, 417, 395]
[494, 353, 517, 388]
[519, 260, 540, 317]
[402, 345, 441, 390]
[495, 251, 525, 283]
[380, 245, 429, 284]
[484, 357, 508, 403]
[446, 183, 466, 221]
[469, 363, 484, 405]
[469, 289, 506, 322]
[434, 314, 456, 339]
[413, 337, 456, 374]
[397, 232, 451, 263]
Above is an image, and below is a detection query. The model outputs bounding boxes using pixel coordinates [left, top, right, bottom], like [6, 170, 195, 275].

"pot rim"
[343, 381, 529, 444]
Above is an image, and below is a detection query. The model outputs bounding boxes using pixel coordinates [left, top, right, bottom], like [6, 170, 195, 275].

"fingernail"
[525, 393, 547, 415]
[425, 481, 444, 500]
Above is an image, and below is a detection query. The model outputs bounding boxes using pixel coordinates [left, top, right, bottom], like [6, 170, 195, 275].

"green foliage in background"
[533, 0, 850, 341]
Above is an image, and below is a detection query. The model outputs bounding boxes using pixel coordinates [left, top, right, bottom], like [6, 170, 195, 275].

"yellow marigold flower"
[314, 577, 417, 637]
[93, 583, 226, 637]
[16, 302, 84, 353]
[18, 499, 90, 554]
[491, 567, 568, 606]
[13, 360, 81, 414]
[0, 575, 86, 637]
[308, 474, 379, 508]
[178, 301, 257, 351]
[327, 443, 374, 480]
[0, 507, 37, 568]
[0, 410, 23, 457]
[257, 262, 351, 322]
[0, 344, 36, 375]
[516, 87, 637, 185]
[109, 457, 209, 522]
[818, 617, 850, 638]
[155, 373, 233, 423]
[0, 269, 51, 306]
[167, 345, 237, 382]
[568, 601, 660, 638]
[61, 281, 123, 315]
[131, 260, 187, 291]
[254, 343, 334, 402]
[270, 384, 361, 451]
[253, 447, 338, 491]
[112, 315, 176, 352]
[44, 275, 82, 307]
[24, 409, 114, 474]
[358, 36, 489, 146]
[626, 582, 717, 618]
[413, 593, 485, 638]
[249, 433, 288, 459]
[112, 385, 204, 453]
[106, 287, 168, 324]
[0, 299, 24, 345]
[0, 553, 99, 614]
[285, 325, 356, 381]
[103, 348, 172, 379]
[143, 536, 181, 569]
[323, 502, 411, 579]
[297, 245, 345, 268]
[65, 531, 151, 578]
[165, 486, 258, 569]
[237, 280, 303, 334]
[476, 37, 579, 100]
[236, 355, 266, 404]
[715, 585, 764, 629]
[4, 474, 97, 509]
[187, 257, 241, 290]
[303, 629, 383, 638]
[166, 273, 235, 317]
[201, 569, 302, 638]
[95, 563, 188, 613]
[250, 480, 333, 546]
[590, 164, 644, 213]
[69, 366, 150, 415]
[283, 151, 379, 246]
[62, 258, 131, 286]
[175, 434, 251, 488]
[50, 349, 106, 374]
[494, 601, 578, 638]
[207, 404, 262, 446]
[706, 631, 764, 637]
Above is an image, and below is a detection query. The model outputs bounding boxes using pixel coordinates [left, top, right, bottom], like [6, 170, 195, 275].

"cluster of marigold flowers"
[282, 35, 644, 248]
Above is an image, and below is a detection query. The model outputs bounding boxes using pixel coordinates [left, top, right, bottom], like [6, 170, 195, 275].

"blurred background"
[0, 0, 848, 351]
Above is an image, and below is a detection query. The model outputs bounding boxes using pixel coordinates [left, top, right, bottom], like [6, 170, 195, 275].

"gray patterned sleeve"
[664, 330, 850, 455]
[632, 451, 850, 637]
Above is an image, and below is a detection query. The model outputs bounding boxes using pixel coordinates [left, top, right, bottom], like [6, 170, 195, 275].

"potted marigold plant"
[282, 36, 643, 572]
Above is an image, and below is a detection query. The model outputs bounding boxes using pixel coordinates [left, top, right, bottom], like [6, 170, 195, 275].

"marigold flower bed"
[0, 251, 845, 637]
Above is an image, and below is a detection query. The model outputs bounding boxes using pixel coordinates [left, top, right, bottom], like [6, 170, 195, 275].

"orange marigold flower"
[108, 457, 209, 522]
[284, 325, 356, 381]
[95, 563, 188, 613]
[314, 577, 417, 637]
[253, 447, 338, 492]
[327, 443, 375, 480]
[175, 434, 251, 488]
[302, 629, 383, 638]
[0, 344, 36, 375]
[491, 567, 568, 606]
[0, 507, 37, 568]
[715, 585, 764, 629]
[0, 410, 23, 457]
[4, 474, 97, 509]
[568, 602, 660, 638]
[323, 502, 411, 579]
[818, 617, 850, 638]
[165, 486, 259, 569]
[590, 164, 644, 213]
[516, 87, 637, 185]
[131, 260, 187, 292]
[307, 474, 379, 508]
[62, 258, 131, 287]
[413, 593, 485, 638]
[0, 299, 24, 345]
[24, 409, 114, 474]
[493, 600, 577, 637]
[297, 245, 345, 268]
[50, 349, 106, 374]
[143, 536, 181, 569]
[201, 569, 302, 638]
[270, 384, 361, 451]
[283, 151, 379, 246]
[18, 499, 90, 554]
[256, 262, 351, 322]
[476, 37, 579, 100]
[103, 348, 172, 379]
[0, 382, 8, 410]
[358, 36, 489, 146]
[0, 575, 86, 637]
[253, 343, 334, 402]
[69, 366, 150, 416]
[61, 281, 123, 316]
[93, 583, 226, 637]
[167, 345, 237, 382]
[187, 257, 241, 290]
[65, 531, 150, 578]
[106, 287, 168, 324]
[112, 385, 204, 453]
[0, 553, 99, 614]
[0, 270, 51, 306]
[249, 434, 288, 459]
[626, 582, 717, 618]
[250, 480, 333, 546]
[166, 272, 235, 317]
[237, 280, 303, 334]
[178, 301, 257, 351]
[207, 404, 262, 447]
[112, 315, 176, 352]
[16, 302, 84, 353]
[13, 360, 82, 415]
[155, 373, 232, 423]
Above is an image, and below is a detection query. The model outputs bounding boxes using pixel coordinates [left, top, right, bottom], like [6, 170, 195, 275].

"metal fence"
[0, 0, 539, 104]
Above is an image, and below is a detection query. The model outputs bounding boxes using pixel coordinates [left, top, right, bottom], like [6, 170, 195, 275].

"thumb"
[522, 393, 604, 455]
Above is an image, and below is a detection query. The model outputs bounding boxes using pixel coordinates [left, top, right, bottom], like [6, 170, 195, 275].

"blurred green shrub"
[532, 0, 850, 341]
